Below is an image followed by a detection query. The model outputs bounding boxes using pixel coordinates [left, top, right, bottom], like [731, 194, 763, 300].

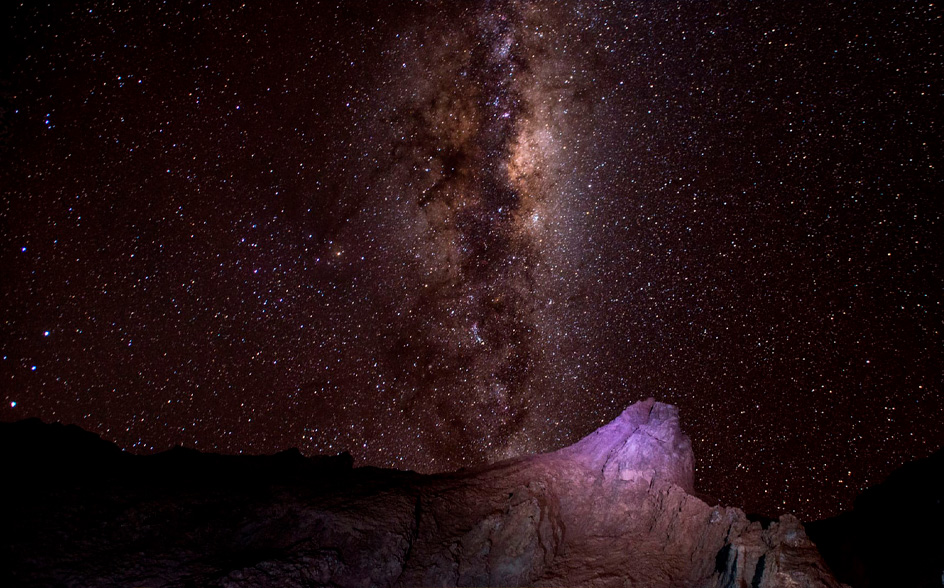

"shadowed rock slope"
[806, 447, 943, 588]
[2, 399, 844, 587]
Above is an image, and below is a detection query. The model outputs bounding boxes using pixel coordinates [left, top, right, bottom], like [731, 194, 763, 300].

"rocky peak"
[4, 401, 845, 587]
[557, 397, 695, 492]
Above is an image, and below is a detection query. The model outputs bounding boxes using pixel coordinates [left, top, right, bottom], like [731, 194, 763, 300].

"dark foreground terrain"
[805, 446, 943, 588]
[4, 399, 919, 587]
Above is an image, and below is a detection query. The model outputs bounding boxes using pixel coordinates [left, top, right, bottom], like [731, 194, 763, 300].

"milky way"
[366, 1, 602, 463]
[2, 0, 941, 519]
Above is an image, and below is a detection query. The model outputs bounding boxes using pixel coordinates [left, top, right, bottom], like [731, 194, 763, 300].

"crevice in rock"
[393, 494, 422, 586]
[750, 553, 766, 588]
[715, 543, 737, 588]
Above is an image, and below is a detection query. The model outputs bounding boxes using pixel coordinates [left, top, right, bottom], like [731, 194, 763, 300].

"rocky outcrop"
[3, 400, 845, 587]
[557, 397, 695, 492]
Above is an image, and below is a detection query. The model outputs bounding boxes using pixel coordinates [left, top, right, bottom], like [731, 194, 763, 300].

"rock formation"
[3, 399, 845, 587]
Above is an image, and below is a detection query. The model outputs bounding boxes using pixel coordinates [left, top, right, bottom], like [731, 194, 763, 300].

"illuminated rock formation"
[4, 400, 844, 587]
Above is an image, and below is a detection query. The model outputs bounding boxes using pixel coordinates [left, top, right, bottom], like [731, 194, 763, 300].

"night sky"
[2, 1, 941, 520]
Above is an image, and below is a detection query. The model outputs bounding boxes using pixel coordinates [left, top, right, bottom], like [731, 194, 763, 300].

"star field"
[2, 1, 941, 520]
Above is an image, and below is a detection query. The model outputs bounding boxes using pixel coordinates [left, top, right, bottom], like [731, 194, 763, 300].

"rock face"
[3, 400, 845, 587]
[558, 397, 695, 492]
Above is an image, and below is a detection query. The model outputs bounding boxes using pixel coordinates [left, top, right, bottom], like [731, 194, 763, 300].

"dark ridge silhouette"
[806, 447, 944, 588]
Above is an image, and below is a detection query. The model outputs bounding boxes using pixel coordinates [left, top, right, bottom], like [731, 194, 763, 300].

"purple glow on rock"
[558, 398, 695, 493]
